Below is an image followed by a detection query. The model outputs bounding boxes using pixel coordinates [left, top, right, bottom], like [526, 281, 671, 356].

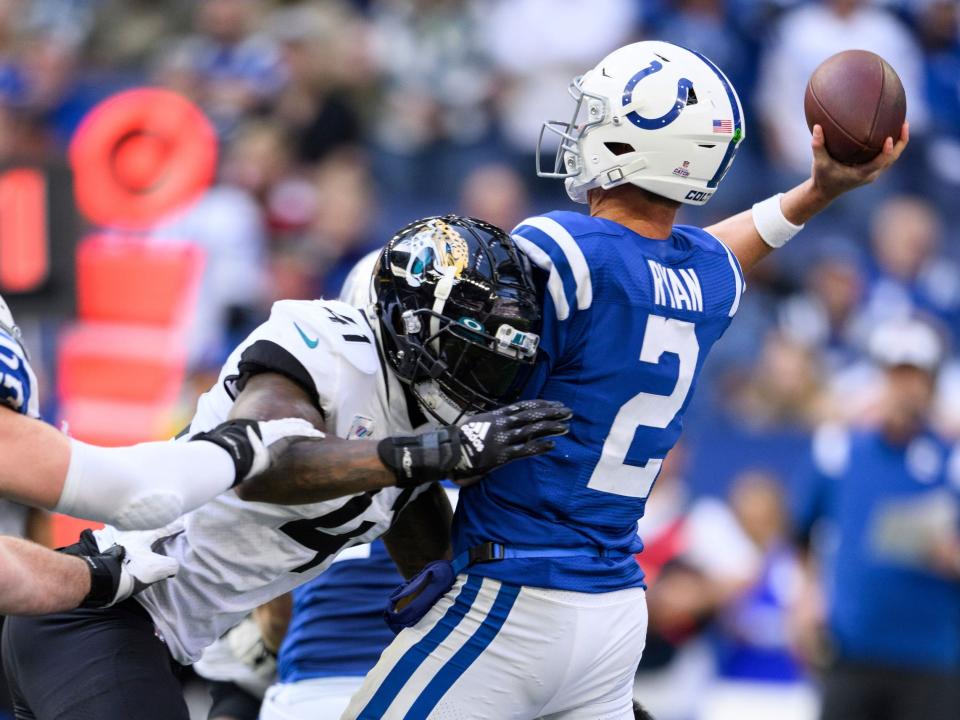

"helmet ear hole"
[604, 142, 634, 156]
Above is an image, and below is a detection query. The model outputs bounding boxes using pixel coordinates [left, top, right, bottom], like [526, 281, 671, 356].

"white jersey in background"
[96, 299, 427, 664]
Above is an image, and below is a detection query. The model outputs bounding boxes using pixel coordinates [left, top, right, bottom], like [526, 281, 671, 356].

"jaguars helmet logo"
[390, 220, 469, 288]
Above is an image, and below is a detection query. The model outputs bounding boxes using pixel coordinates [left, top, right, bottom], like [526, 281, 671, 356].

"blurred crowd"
[0, 0, 959, 718]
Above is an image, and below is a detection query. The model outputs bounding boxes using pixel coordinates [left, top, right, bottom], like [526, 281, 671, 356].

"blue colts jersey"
[277, 540, 402, 682]
[452, 211, 745, 593]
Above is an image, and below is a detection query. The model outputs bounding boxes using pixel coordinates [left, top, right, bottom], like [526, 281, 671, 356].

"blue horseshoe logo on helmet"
[621, 60, 693, 130]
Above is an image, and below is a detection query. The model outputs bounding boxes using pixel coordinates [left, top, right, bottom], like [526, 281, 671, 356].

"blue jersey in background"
[796, 427, 960, 670]
[278, 540, 401, 683]
[453, 210, 745, 593]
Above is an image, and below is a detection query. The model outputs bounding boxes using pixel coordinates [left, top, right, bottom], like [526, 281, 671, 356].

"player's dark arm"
[382, 483, 453, 579]
[230, 373, 396, 503]
[235, 374, 572, 504]
[707, 123, 909, 274]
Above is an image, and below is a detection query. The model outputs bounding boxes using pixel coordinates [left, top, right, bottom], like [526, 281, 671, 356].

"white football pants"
[260, 677, 364, 720]
[342, 574, 647, 720]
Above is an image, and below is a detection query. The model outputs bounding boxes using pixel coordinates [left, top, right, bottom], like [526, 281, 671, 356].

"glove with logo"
[191, 418, 325, 487]
[60, 529, 179, 608]
[377, 399, 572, 487]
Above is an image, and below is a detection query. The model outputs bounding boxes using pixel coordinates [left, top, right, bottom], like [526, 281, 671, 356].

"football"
[804, 49, 906, 165]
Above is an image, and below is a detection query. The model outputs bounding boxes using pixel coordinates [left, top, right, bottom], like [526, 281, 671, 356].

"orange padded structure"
[76, 236, 204, 326]
[59, 397, 180, 447]
[58, 323, 186, 404]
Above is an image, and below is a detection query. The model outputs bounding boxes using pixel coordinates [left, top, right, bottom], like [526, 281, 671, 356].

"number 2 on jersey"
[587, 314, 699, 499]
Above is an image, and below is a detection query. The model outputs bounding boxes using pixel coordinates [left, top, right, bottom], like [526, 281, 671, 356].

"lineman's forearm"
[0, 410, 239, 530]
[55, 438, 237, 530]
[236, 436, 395, 504]
[0, 537, 89, 615]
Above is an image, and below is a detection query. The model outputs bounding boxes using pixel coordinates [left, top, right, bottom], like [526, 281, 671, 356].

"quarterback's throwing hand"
[810, 121, 909, 200]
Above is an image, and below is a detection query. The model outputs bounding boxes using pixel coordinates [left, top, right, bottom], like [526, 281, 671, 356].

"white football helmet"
[537, 41, 745, 206]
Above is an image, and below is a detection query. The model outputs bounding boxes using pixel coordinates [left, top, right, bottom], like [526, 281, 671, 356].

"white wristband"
[752, 193, 804, 249]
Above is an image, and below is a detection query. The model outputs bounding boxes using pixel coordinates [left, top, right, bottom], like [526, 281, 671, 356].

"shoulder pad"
[268, 300, 379, 375]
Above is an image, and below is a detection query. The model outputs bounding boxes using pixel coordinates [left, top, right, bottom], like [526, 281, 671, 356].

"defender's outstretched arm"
[707, 123, 909, 274]
[232, 373, 572, 504]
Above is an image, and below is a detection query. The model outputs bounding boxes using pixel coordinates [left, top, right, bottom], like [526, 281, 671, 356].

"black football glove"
[377, 399, 572, 487]
[191, 418, 324, 486]
[60, 529, 179, 608]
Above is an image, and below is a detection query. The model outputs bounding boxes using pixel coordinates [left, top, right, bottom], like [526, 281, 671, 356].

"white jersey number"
[586, 314, 699, 499]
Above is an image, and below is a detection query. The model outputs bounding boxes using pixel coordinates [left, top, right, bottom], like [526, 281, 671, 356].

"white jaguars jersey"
[96, 299, 428, 664]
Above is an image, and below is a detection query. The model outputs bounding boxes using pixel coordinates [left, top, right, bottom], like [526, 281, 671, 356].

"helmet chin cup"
[565, 177, 589, 204]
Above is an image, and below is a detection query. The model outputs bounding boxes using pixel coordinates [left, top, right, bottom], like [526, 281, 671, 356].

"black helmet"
[374, 215, 541, 421]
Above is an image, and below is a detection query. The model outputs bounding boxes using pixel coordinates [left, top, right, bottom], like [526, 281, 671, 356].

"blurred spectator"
[172, 0, 285, 137]
[778, 251, 866, 379]
[861, 196, 960, 332]
[651, 0, 754, 97]
[219, 119, 315, 240]
[369, 0, 494, 154]
[917, 0, 960, 141]
[86, 0, 194, 72]
[0, 29, 100, 147]
[730, 330, 832, 429]
[458, 163, 529, 231]
[756, 0, 927, 176]
[365, 0, 510, 206]
[268, 2, 364, 165]
[793, 318, 960, 720]
[635, 443, 762, 720]
[270, 147, 379, 303]
[480, 0, 637, 162]
[698, 471, 814, 720]
[148, 123, 272, 369]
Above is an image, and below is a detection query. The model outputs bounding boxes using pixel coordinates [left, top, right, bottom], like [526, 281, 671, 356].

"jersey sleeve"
[225, 300, 378, 416]
[679, 225, 746, 319]
[0, 327, 39, 418]
[511, 215, 593, 369]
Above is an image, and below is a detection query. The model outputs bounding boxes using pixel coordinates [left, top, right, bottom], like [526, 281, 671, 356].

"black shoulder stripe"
[234, 339, 326, 420]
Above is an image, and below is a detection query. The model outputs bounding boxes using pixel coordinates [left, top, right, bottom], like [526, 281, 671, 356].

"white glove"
[108, 532, 180, 606]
